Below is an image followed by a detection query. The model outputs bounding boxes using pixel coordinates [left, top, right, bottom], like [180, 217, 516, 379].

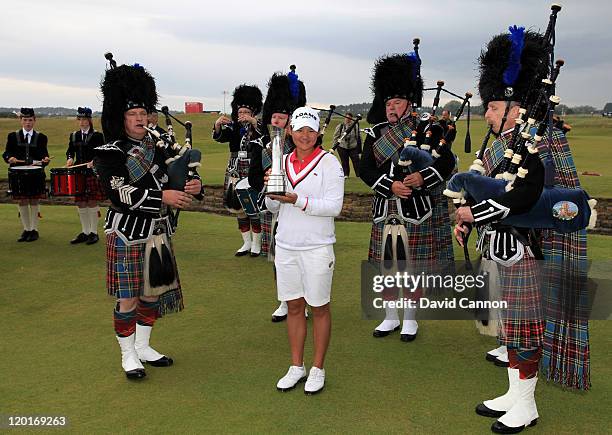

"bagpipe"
[144, 106, 203, 199]
[387, 84, 472, 225]
[442, 5, 595, 236]
[395, 86, 473, 174]
[143, 110, 203, 287]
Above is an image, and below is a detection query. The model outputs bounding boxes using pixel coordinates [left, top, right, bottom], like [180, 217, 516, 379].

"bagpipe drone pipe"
[443, 5, 595, 235]
[318, 104, 336, 137]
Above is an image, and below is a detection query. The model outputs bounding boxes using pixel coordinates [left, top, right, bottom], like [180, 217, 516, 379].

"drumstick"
[32, 156, 55, 166]
[63, 162, 90, 169]
[10, 156, 54, 167]
[34, 156, 54, 164]
[11, 156, 54, 165]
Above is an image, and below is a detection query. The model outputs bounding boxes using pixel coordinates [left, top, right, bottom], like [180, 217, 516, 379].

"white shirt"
[22, 128, 33, 143]
[266, 151, 345, 250]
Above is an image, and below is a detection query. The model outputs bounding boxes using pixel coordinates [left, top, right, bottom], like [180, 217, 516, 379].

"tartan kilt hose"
[498, 254, 544, 350]
[106, 232, 183, 316]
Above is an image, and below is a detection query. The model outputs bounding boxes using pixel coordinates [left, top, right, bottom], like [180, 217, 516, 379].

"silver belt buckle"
[238, 150, 247, 159]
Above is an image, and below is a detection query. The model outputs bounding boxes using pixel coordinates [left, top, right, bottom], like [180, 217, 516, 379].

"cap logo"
[294, 111, 317, 121]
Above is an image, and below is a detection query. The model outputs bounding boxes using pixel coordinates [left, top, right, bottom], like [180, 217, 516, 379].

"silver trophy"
[266, 126, 287, 195]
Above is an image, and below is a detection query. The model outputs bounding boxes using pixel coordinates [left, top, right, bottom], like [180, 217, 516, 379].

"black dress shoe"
[125, 368, 146, 380]
[475, 403, 506, 418]
[486, 353, 498, 363]
[86, 233, 99, 245]
[272, 314, 287, 323]
[18, 230, 30, 242]
[494, 358, 510, 368]
[70, 232, 89, 244]
[26, 230, 39, 242]
[144, 356, 174, 367]
[491, 418, 537, 434]
[373, 325, 400, 338]
[400, 332, 417, 342]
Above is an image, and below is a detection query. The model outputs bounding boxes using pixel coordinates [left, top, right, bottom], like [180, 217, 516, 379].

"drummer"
[2, 108, 49, 242]
[65, 107, 106, 245]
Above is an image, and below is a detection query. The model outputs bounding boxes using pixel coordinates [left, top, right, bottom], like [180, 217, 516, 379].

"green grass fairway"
[0, 204, 610, 433]
[1, 114, 610, 197]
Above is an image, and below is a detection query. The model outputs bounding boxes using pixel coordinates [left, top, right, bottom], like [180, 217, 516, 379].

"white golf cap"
[290, 106, 320, 131]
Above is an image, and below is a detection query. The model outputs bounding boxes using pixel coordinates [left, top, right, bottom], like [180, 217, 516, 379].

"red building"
[185, 102, 204, 113]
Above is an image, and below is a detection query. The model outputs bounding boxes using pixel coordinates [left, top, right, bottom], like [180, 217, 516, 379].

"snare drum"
[8, 165, 46, 199]
[235, 177, 261, 216]
[50, 167, 87, 196]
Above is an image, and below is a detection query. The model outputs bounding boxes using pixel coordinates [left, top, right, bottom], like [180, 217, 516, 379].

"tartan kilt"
[106, 232, 184, 317]
[497, 254, 544, 349]
[223, 155, 251, 209]
[260, 210, 274, 258]
[368, 185, 454, 267]
[11, 192, 47, 200]
[76, 171, 107, 202]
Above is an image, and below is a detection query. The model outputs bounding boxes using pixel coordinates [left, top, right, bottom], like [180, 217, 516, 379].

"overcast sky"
[1, 0, 610, 111]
